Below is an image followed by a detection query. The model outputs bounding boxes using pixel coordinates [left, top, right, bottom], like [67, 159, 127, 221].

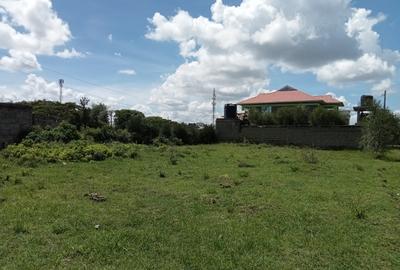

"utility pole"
[109, 110, 115, 127]
[212, 88, 216, 126]
[383, 90, 387, 110]
[58, 79, 64, 103]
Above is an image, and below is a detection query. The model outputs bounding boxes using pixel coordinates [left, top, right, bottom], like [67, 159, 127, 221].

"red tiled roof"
[238, 86, 344, 106]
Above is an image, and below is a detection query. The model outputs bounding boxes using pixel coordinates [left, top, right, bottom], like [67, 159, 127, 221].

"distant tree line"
[20, 99, 217, 145]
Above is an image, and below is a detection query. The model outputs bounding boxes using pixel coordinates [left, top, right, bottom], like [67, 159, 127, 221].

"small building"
[239, 85, 344, 113]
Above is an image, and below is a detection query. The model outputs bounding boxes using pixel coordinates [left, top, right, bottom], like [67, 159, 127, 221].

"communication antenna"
[212, 88, 216, 126]
[58, 79, 64, 103]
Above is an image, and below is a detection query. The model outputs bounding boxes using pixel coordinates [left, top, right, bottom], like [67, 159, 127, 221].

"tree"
[310, 107, 347, 126]
[90, 103, 109, 128]
[114, 110, 145, 130]
[79, 97, 90, 128]
[361, 102, 400, 156]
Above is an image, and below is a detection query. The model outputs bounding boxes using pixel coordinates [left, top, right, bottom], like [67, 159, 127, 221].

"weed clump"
[159, 170, 166, 178]
[355, 164, 364, 171]
[13, 223, 29, 234]
[169, 154, 178, 165]
[238, 161, 255, 168]
[238, 171, 249, 178]
[219, 175, 233, 188]
[302, 150, 319, 164]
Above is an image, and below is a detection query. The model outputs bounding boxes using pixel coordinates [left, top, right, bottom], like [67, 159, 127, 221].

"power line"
[5, 67, 138, 110]
[41, 65, 134, 97]
[66, 85, 134, 109]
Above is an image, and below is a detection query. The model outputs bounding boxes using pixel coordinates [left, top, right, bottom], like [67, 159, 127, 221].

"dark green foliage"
[173, 123, 191, 144]
[275, 107, 309, 126]
[17, 101, 217, 146]
[310, 107, 347, 126]
[89, 103, 109, 128]
[198, 125, 218, 144]
[248, 109, 276, 126]
[114, 110, 145, 131]
[26, 121, 80, 143]
[361, 103, 400, 156]
[248, 106, 347, 127]
[83, 126, 118, 143]
[19, 100, 80, 128]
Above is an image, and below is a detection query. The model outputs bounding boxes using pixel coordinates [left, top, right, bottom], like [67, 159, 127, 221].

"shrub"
[152, 136, 183, 146]
[361, 103, 400, 156]
[275, 107, 309, 126]
[25, 122, 80, 143]
[198, 125, 218, 144]
[110, 143, 139, 159]
[83, 126, 114, 143]
[113, 129, 132, 143]
[111, 143, 131, 158]
[310, 107, 347, 126]
[248, 110, 276, 126]
[83, 145, 112, 161]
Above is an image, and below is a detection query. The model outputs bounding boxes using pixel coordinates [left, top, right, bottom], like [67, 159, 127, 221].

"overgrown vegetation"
[1, 141, 139, 166]
[248, 106, 347, 126]
[18, 99, 217, 146]
[361, 102, 400, 157]
[0, 144, 399, 268]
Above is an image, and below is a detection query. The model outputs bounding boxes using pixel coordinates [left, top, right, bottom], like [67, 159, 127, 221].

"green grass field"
[1, 144, 400, 269]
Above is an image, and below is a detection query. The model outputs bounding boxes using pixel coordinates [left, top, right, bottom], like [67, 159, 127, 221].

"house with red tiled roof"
[239, 86, 344, 113]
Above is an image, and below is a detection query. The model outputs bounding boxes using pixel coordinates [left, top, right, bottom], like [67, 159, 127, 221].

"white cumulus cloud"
[371, 78, 393, 95]
[55, 48, 86, 59]
[0, 0, 84, 71]
[0, 50, 41, 72]
[146, 0, 399, 122]
[316, 54, 395, 86]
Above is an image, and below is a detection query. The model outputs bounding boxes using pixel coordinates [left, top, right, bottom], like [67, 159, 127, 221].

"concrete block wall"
[216, 119, 362, 149]
[0, 103, 32, 148]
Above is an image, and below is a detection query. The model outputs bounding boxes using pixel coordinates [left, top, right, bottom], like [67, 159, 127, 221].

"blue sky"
[0, 0, 399, 122]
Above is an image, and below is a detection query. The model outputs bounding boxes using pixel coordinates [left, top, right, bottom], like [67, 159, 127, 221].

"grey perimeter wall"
[216, 119, 362, 149]
[0, 103, 32, 148]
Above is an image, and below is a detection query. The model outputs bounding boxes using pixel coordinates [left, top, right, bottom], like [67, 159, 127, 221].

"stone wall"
[0, 103, 32, 148]
[216, 119, 362, 149]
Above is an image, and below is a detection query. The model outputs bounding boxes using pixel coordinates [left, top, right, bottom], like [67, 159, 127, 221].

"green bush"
[25, 122, 80, 143]
[248, 110, 276, 126]
[83, 145, 112, 161]
[275, 107, 309, 126]
[361, 104, 400, 156]
[310, 107, 347, 126]
[198, 125, 218, 144]
[83, 126, 114, 143]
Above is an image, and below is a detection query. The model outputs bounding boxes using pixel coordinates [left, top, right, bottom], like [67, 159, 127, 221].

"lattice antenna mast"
[58, 79, 64, 103]
[212, 88, 217, 126]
